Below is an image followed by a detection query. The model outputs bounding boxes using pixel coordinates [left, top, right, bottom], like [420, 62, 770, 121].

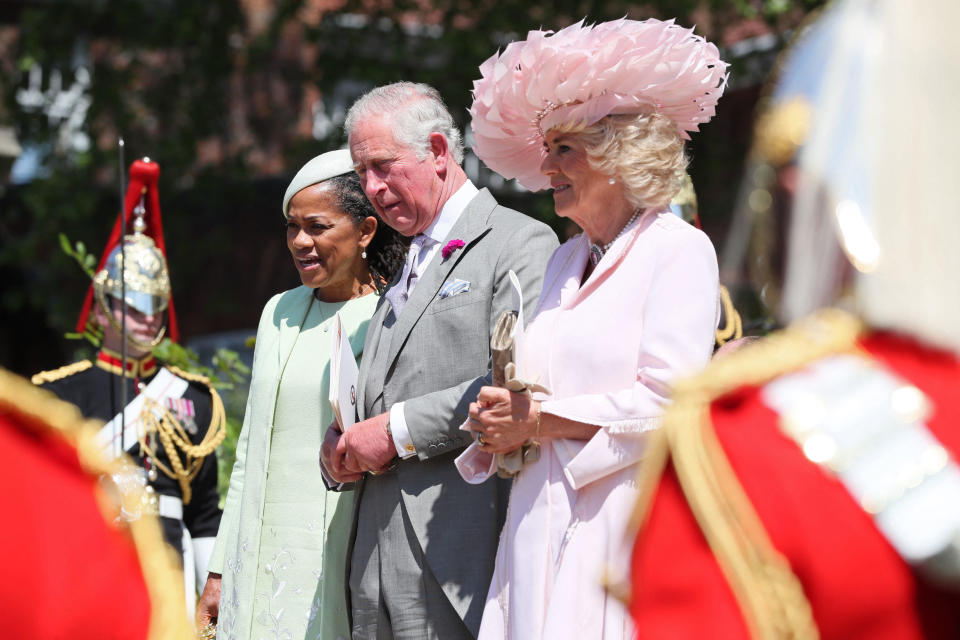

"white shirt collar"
[421, 180, 478, 244]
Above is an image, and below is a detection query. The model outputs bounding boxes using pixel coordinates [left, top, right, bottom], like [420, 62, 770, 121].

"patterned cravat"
[386, 235, 428, 317]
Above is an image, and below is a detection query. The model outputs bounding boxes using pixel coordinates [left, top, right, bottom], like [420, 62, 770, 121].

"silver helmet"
[93, 232, 171, 316]
[92, 198, 171, 348]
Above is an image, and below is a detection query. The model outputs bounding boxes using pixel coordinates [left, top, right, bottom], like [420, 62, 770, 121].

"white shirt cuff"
[191, 537, 217, 587]
[390, 402, 418, 459]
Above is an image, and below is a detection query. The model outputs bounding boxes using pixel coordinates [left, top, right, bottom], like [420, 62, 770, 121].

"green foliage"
[65, 321, 105, 346]
[729, 0, 821, 18]
[0, 171, 111, 338]
[153, 339, 251, 391]
[59, 232, 97, 278]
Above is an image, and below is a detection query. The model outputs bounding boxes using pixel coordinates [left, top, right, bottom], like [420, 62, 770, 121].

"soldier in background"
[33, 157, 224, 619]
[629, 0, 960, 638]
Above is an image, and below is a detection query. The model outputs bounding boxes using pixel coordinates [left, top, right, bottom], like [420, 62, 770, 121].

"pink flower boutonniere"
[441, 239, 465, 261]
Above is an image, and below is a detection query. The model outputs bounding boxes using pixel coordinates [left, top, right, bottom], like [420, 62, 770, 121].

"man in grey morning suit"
[320, 82, 558, 639]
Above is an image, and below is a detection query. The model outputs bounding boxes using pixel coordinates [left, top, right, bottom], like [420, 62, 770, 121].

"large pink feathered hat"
[469, 18, 728, 192]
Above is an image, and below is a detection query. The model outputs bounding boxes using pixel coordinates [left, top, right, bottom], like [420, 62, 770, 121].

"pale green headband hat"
[281, 148, 354, 218]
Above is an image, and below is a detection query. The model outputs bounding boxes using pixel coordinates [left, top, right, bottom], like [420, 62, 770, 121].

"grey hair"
[344, 82, 465, 164]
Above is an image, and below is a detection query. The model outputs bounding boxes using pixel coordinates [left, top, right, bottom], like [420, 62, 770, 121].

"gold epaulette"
[630, 309, 864, 640]
[31, 360, 93, 385]
[165, 365, 210, 387]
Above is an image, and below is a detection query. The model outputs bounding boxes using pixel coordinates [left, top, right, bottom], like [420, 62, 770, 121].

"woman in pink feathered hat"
[461, 17, 727, 639]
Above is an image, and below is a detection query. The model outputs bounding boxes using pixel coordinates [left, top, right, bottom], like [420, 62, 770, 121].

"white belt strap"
[158, 494, 184, 520]
[95, 367, 190, 459]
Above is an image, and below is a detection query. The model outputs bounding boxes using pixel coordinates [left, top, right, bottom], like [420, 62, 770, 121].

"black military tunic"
[34, 351, 222, 556]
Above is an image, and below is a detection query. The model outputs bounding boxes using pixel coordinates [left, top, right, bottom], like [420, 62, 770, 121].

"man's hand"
[321, 422, 363, 484]
[468, 386, 538, 454]
[337, 412, 397, 475]
[196, 573, 222, 629]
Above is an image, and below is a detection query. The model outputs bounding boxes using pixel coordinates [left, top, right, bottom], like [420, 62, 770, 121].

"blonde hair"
[552, 112, 687, 210]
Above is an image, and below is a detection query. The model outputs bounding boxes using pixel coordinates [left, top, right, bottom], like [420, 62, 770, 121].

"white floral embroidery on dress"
[218, 537, 248, 639]
[252, 546, 296, 640]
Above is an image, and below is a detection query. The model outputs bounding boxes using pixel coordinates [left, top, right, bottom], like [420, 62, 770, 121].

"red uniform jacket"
[0, 368, 189, 639]
[631, 323, 960, 639]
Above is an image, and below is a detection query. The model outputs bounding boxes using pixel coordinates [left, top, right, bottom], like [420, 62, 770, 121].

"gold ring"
[476, 433, 486, 446]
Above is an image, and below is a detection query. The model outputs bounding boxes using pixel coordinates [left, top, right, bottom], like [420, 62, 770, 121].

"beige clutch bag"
[490, 309, 548, 477]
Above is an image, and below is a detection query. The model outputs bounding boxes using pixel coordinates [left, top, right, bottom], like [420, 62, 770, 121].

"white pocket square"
[439, 278, 471, 299]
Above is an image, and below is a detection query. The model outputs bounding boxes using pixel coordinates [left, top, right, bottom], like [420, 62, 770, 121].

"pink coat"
[476, 208, 719, 640]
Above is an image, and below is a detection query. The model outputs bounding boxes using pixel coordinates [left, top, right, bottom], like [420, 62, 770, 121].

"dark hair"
[325, 171, 409, 291]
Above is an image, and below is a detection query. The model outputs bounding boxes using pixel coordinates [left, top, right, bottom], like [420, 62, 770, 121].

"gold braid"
[137, 366, 227, 505]
[715, 285, 744, 346]
[631, 309, 863, 639]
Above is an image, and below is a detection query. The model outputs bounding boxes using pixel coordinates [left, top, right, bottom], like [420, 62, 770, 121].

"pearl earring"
[361, 250, 368, 259]
[608, 177, 616, 185]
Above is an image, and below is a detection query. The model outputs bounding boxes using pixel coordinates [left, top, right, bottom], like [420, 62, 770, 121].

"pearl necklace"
[588, 209, 642, 266]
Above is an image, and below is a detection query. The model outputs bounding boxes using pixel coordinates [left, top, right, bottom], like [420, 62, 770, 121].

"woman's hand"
[468, 386, 539, 454]
[196, 572, 222, 629]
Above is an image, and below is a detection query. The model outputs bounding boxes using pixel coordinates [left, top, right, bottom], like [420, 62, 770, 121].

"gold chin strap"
[95, 285, 167, 350]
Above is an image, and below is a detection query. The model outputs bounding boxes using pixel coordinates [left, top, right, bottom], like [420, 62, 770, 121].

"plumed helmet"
[93, 231, 171, 316]
[76, 157, 181, 343]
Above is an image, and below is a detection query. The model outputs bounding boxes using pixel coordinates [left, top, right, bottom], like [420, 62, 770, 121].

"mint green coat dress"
[209, 286, 377, 640]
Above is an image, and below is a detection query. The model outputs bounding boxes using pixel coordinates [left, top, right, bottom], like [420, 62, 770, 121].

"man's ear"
[429, 132, 449, 177]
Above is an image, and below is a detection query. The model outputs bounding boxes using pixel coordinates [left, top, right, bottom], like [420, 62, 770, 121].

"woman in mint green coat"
[197, 150, 406, 640]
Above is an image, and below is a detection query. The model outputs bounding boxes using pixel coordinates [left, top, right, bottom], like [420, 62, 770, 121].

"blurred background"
[0, 0, 828, 496]
[0, 0, 825, 378]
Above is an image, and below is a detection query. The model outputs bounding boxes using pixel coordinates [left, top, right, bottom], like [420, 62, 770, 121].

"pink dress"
[477, 208, 719, 639]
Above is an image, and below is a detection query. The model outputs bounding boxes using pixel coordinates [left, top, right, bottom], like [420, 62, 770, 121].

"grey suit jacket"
[351, 187, 558, 635]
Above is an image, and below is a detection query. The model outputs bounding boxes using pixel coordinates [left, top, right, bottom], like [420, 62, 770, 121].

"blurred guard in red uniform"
[32, 158, 225, 619]
[629, 0, 960, 638]
[1, 367, 191, 639]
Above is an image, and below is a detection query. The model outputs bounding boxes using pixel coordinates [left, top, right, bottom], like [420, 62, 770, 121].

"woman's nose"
[540, 152, 557, 176]
[292, 229, 311, 248]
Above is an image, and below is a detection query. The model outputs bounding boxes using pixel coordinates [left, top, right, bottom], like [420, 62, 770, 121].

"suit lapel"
[356, 298, 390, 420]
[384, 189, 496, 374]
